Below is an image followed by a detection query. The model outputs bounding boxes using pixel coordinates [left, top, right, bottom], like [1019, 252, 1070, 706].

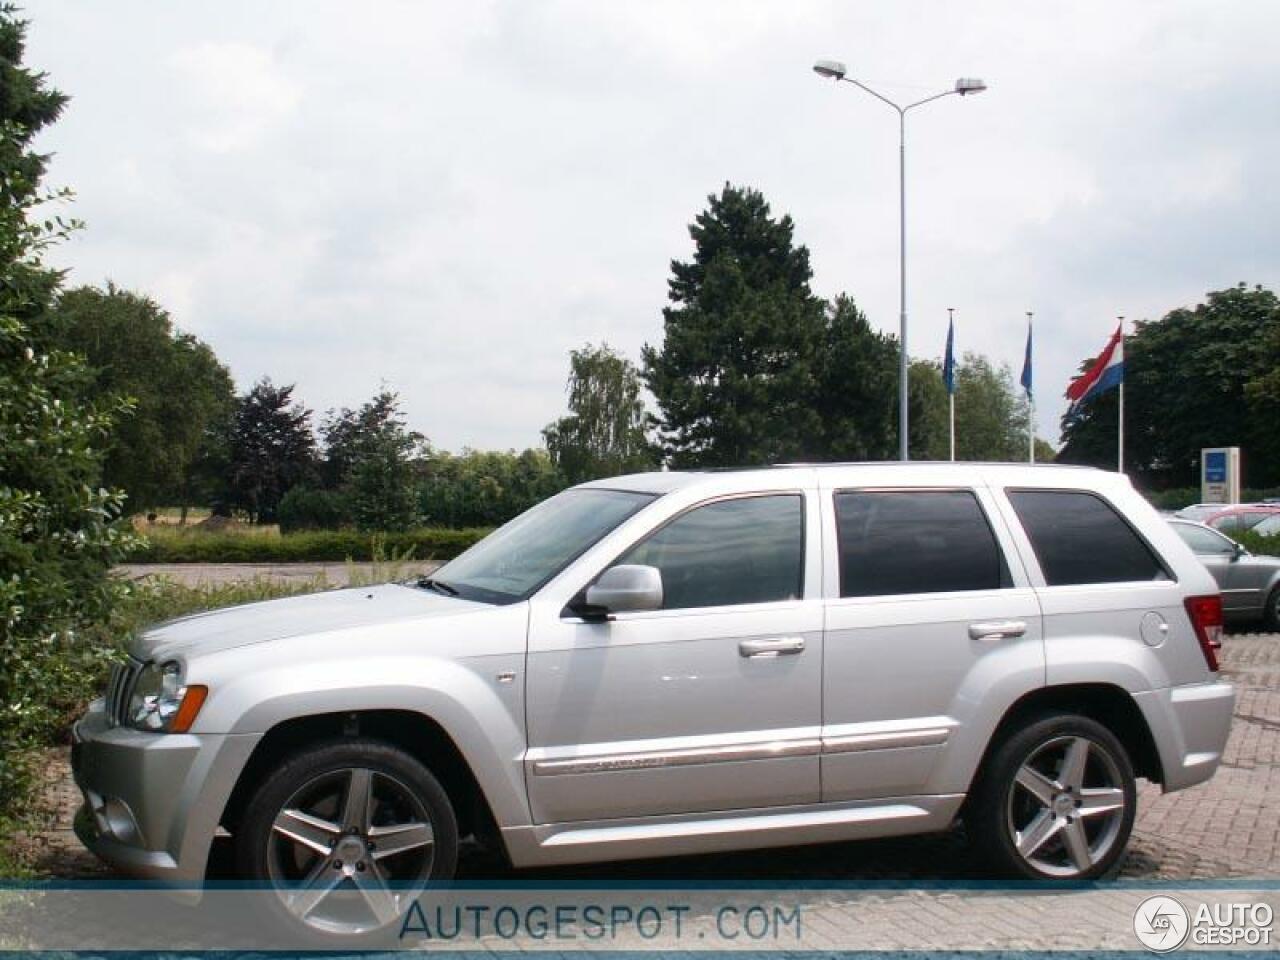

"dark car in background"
[1169, 518, 1280, 628]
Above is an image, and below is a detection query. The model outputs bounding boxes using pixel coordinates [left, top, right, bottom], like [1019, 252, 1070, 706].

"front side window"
[1172, 522, 1236, 557]
[613, 494, 804, 610]
[835, 490, 1009, 598]
[1007, 489, 1170, 586]
[431, 488, 656, 604]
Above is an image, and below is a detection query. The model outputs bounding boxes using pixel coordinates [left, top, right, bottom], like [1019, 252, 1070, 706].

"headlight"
[128, 661, 207, 733]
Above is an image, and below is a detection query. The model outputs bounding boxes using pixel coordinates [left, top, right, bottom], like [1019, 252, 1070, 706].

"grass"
[129, 526, 489, 563]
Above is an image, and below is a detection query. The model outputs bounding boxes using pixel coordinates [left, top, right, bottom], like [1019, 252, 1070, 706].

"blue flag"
[943, 317, 955, 396]
[1020, 320, 1033, 399]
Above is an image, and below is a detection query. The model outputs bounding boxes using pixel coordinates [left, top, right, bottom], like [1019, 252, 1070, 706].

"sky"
[25, 0, 1280, 453]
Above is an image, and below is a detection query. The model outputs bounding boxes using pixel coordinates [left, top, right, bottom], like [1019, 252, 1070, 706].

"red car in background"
[1203, 505, 1280, 536]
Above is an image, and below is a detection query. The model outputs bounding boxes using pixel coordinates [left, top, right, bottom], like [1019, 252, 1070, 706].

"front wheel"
[235, 739, 458, 942]
[967, 714, 1136, 881]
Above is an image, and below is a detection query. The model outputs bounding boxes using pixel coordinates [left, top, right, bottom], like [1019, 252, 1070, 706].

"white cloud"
[25, 0, 1280, 452]
[168, 42, 301, 153]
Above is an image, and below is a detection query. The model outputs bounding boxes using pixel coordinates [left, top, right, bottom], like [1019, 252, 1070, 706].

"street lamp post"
[813, 60, 986, 461]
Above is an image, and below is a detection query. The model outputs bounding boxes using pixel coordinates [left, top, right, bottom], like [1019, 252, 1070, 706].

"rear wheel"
[235, 739, 458, 942]
[968, 714, 1136, 881]
[1264, 586, 1280, 631]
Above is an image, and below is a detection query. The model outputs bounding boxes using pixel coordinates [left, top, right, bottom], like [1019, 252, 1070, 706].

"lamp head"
[813, 59, 847, 80]
[954, 77, 987, 95]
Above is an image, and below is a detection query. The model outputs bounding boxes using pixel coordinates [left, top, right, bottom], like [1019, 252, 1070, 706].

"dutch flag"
[1066, 325, 1124, 413]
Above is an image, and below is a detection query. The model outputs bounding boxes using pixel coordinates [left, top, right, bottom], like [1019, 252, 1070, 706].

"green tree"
[0, 5, 138, 824]
[543, 342, 654, 484]
[225, 379, 316, 523]
[47, 283, 234, 513]
[907, 360, 950, 460]
[1059, 284, 1280, 487]
[815, 295, 900, 461]
[418, 448, 564, 528]
[953, 352, 1032, 462]
[321, 390, 425, 532]
[643, 184, 827, 467]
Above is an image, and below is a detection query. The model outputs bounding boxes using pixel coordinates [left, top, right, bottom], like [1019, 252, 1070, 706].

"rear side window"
[1007, 489, 1170, 586]
[1172, 522, 1235, 557]
[834, 490, 1010, 598]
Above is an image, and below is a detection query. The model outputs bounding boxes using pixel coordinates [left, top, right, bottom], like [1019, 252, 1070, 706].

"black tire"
[967, 713, 1136, 882]
[1264, 586, 1280, 632]
[235, 738, 458, 946]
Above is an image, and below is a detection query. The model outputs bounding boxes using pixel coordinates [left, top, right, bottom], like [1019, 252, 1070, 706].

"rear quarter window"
[1006, 489, 1171, 586]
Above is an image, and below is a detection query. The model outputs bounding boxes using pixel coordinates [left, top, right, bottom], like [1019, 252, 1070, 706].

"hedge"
[129, 528, 491, 564]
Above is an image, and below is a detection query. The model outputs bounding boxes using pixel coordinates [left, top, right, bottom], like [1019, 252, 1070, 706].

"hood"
[131, 583, 486, 662]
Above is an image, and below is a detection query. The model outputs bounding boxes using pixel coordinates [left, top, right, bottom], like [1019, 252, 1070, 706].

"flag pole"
[947, 307, 956, 462]
[1026, 311, 1034, 465]
[949, 392, 955, 462]
[1117, 315, 1125, 473]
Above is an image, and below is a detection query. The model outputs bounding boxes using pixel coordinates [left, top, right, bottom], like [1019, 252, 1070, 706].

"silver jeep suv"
[73, 463, 1234, 935]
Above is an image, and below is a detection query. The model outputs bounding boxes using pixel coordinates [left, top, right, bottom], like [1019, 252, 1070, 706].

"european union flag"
[943, 317, 955, 396]
[1020, 321, 1033, 399]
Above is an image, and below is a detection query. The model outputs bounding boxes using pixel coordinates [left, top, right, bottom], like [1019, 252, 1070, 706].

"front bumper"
[71, 698, 260, 889]
[1133, 680, 1236, 792]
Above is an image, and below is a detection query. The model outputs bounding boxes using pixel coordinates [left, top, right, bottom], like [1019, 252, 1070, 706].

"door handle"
[739, 637, 806, 658]
[968, 620, 1028, 641]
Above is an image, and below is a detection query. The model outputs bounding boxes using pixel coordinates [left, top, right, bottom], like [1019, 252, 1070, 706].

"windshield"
[427, 488, 657, 604]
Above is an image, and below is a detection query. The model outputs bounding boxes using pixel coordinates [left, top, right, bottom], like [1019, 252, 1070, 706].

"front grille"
[104, 658, 143, 727]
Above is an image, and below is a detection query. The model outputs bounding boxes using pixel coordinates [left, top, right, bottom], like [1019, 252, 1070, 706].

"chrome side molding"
[532, 726, 952, 776]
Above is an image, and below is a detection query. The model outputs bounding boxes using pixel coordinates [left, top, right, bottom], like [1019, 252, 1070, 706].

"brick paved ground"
[10, 629, 1278, 951]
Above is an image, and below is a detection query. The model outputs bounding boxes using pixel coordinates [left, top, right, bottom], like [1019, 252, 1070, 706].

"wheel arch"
[971, 682, 1163, 791]
[218, 709, 508, 863]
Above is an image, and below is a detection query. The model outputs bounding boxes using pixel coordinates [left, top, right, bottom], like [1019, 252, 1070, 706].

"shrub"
[277, 487, 351, 533]
[1144, 488, 1199, 511]
[1238, 530, 1280, 558]
[130, 527, 489, 563]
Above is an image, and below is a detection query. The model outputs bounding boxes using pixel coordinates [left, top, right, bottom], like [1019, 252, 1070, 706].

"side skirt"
[500, 794, 965, 868]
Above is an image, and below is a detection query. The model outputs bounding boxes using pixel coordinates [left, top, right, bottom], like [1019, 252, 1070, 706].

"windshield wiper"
[415, 577, 459, 597]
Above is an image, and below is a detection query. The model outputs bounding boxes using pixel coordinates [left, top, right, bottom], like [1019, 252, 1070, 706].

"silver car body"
[1168, 518, 1280, 622]
[72, 463, 1235, 891]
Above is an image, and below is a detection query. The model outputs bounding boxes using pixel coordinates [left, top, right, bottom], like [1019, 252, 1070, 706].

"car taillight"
[1183, 595, 1223, 672]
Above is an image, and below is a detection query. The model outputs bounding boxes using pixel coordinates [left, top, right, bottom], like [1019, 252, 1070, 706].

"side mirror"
[1231, 542, 1247, 561]
[584, 564, 664, 615]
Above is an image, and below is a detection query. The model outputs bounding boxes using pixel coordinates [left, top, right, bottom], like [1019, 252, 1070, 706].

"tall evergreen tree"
[643, 184, 827, 467]
[815, 295, 899, 461]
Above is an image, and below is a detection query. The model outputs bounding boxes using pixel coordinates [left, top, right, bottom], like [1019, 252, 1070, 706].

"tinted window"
[834, 490, 1009, 598]
[616, 495, 803, 609]
[1008, 489, 1169, 586]
[1171, 522, 1235, 556]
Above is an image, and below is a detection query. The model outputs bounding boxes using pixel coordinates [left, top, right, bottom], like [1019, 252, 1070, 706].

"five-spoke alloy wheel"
[236, 739, 458, 942]
[968, 713, 1137, 881]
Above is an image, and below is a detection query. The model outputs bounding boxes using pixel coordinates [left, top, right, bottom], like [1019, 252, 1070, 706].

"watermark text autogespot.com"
[397, 899, 803, 943]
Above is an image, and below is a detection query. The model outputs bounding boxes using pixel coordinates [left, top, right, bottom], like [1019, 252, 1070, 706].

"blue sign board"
[1205, 451, 1227, 483]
